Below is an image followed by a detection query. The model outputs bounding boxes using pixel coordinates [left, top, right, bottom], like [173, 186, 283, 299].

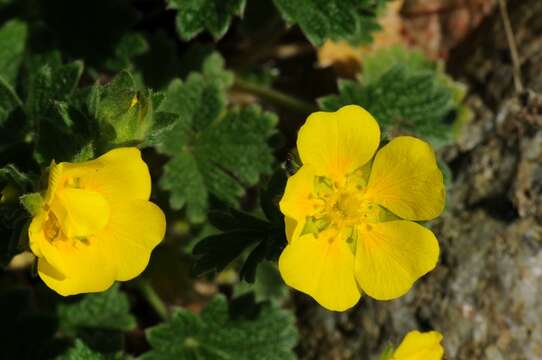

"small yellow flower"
[279, 105, 445, 311]
[28, 147, 166, 296]
[391, 330, 444, 360]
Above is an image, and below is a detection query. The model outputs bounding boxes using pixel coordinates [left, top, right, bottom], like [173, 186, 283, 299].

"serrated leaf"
[319, 46, 470, 147]
[104, 32, 149, 72]
[142, 294, 297, 360]
[57, 284, 136, 336]
[273, 0, 390, 46]
[0, 19, 27, 85]
[157, 53, 275, 222]
[56, 340, 105, 360]
[168, 0, 246, 41]
[319, 65, 455, 145]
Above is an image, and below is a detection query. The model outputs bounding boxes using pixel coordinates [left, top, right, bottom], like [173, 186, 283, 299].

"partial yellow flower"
[28, 147, 166, 296]
[391, 330, 444, 360]
[279, 105, 445, 311]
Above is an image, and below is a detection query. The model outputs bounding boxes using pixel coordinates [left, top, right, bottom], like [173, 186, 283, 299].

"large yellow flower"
[391, 330, 444, 360]
[28, 147, 166, 296]
[279, 105, 445, 311]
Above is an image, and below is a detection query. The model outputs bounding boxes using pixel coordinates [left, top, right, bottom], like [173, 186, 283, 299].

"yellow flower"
[28, 147, 166, 296]
[391, 330, 444, 360]
[279, 105, 445, 311]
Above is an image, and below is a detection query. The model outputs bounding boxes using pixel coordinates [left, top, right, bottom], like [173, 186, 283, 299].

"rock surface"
[295, 1, 542, 359]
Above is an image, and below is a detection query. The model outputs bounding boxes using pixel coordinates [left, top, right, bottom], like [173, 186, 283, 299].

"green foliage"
[0, 19, 26, 124]
[0, 165, 32, 265]
[168, 0, 247, 41]
[88, 71, 177, 149]
[157, 53, 277, 222]
[0, 19, 27, 86]
[273, 0, 389, 46]
[56, 340, 105, 360]
[192, 169, 287, 282]
[57, 285, 136, 335]
[319, 46, 469, 146]
[141, 294, 298, 360]
[378, 343, 395, 360]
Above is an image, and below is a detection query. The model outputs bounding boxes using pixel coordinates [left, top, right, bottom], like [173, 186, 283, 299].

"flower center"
[302, 170, 382, 239]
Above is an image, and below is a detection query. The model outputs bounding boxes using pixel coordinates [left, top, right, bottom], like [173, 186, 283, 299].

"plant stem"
[138, 279, 168, 320]
[233, 77, 317, 114]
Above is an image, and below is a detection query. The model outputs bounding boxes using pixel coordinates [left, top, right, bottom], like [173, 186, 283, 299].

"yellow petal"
[365, 136, 445, 221]
[52, 188, 110, 238]
[297, 105, 380, 180]
[59, 147, 151, 204]
[279, 230, 361, 311]
[354, 220, 439, 300]
[284, 216, 297, 243]
[36, 235, 117, 296]
[28, 212, 47, 257]
[279, 165, 317, 221]
[101, 200, 166, 281]
[392, 330, 444, 360]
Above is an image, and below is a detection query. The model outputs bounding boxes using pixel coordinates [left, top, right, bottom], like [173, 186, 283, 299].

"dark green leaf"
[57, 284, 136, 335]
[56, 340, 105, 360]
[319, 46, 470, 147]
[192, 230, 262, 276]
[157, 53, 276, 222]
[168, 0, 247, 41]
[0, 19, 27, 85]
[142, 294, 297, 360]
[273, 0, 389, 46]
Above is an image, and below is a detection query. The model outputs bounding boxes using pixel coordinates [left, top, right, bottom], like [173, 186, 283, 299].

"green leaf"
[57, 284, 136, 336]
[142, 294, 298, 360]
[235, 261, 287, 303]
[319, 46, 468, 147]
[168, 0, 247, 41]
[157, 53, 276, 222]
[191, 178, 288, 282]
[0, 19, 27, 124]
[273, 0, 389, 46]
[56, 340, 105, 360]
[0, 19, 27, 85]
[25, 56, 87, 164]
[19, 192, 43, 216]
[378, 343, 395, 360]
[104, 32, 149, 72]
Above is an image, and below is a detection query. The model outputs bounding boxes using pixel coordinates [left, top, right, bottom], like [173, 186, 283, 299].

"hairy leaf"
[319, 46, 469, 146]
[273, 0, 389, 46]
[168, 0, 246, 41]
[157, 53, 276, 222]
[57, 285, 136, 335]
[142, 294, 297, 360]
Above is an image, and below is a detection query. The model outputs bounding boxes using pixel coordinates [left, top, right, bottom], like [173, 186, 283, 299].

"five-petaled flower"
[279, 105, 445, 311]
[391, 330, 444, 360]
[29, 147, 166, 296]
